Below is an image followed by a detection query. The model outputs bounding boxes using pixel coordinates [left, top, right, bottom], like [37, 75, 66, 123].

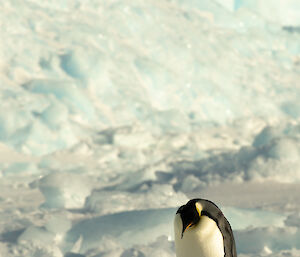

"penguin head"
[176, 199, 203, 238]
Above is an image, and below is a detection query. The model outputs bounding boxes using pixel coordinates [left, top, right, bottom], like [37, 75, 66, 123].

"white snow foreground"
[0, 0, 300, 256]
[8, 207, 300, 256]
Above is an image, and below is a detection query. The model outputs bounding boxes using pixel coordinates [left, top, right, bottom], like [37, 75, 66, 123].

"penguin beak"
[181, 222, 193, 238]
[178, 201, 202, 239]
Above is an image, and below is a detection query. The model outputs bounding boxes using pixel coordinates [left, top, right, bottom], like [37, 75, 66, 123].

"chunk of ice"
[38, 173, 93, 209]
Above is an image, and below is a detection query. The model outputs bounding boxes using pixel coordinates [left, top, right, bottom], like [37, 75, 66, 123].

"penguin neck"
[174, 214, 225, 257]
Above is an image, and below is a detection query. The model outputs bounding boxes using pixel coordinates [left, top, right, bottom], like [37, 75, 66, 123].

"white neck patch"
[174, 213, 224, 257]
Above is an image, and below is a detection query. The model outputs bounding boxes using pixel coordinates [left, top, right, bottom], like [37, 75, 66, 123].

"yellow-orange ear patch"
[195, 202, 203, 216]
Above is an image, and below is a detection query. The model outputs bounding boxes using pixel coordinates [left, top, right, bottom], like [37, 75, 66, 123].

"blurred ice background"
[0, 0, 300, 256]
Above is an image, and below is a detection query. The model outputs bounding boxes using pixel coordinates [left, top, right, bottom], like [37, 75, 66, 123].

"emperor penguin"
[174, 198, 237, 257]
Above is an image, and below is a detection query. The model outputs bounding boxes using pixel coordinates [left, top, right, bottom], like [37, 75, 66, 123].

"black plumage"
[176, 198, 237, 257]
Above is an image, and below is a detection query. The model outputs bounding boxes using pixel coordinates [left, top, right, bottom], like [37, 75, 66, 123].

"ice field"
[0, 0, 300, 256]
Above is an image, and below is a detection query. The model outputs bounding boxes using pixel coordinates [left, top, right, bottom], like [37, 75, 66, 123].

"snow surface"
[0, 0, 300, 257]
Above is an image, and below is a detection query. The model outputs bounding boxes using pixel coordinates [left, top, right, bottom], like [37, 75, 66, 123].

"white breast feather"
[174, 214, 224, 257]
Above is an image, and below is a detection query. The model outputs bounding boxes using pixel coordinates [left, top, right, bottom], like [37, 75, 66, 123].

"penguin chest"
[174, 215, 225, 257]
